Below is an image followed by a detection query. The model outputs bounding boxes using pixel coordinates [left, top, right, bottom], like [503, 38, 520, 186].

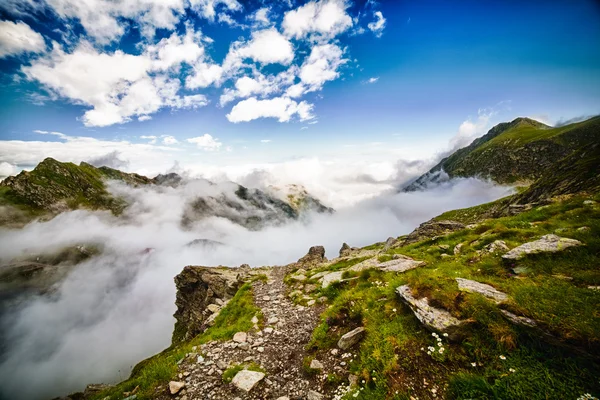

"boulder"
[455, 278, 508, 303]
[337, 327, 366, 349]
[231, 370, 265, 392]
[339, 243, 352, 257]
[383, 237, 397, 251]
[309, 359, 324, 370]
[453, 243, 464, 255]
[321, 271, 344, 288]
[169, 381, 185, 395]
[500, 310, 537, 328]
[502, 234, 582, 261]
[396, 285, 466, 340]
[404, 220, 465, 245]
[233, 332, 247, 343]
[348, 257, 378, 272]
[484, 240, 509, 253]
[307, 391, 324, 400]
[297, 246, 327, 268]
[377, 256, 425, 273]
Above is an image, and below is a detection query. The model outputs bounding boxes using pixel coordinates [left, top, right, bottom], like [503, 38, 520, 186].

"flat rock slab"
[500, 310, 537, 328]
[321, 271, 344, 288]
[348, 257, 378, 272]
[337, 327, 365, 349]
[502, 234, 582, 261]
[378, 257, 425, 273]
[396, 285, 466, 340]
[456, 278, 509, 303]
[231, 370, 265, 392]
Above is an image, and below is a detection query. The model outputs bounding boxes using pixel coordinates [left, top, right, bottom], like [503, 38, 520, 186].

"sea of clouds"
[0, 169, 512, 400]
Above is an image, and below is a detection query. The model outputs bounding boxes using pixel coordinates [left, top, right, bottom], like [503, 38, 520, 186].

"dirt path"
[175, 266, 329, 399]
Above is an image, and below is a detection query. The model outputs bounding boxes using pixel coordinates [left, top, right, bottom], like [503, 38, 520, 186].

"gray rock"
[404, 220, 465, 245]
[454, 243, 464, 255]
[207, 304, 220, 313]
[216, 360, 228, 370]
[583, 200, 596, 206]
[310, 271, 329, 280]
[233, 332, 247, 343]
[321, 271, 344, 288]
[309, 359, 324, 370]
[307, 390, 324, 400]
[485, 240, 509, 254]
[231, 370, 265, 392]
[348, 257, 378, 272]
[169, 381, 185, 395]
[337, 327, 366, 349]
[297, 246, 327, 268]
[339, 242, 352, 257]
[383, 237, 397, 251]
[396, 285, 466, 340]
[377, 256, 425, 273]
[456, 278, 509, 303]
[502, 234, 582, 261]
[438, 244, 450, 251]
[500, 310, 537, 328]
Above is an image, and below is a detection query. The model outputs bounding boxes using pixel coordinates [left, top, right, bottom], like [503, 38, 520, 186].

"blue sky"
[0, 0, 599, 179]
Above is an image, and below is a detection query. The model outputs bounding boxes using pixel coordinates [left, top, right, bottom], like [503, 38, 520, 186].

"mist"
[0, 177, 512, 400]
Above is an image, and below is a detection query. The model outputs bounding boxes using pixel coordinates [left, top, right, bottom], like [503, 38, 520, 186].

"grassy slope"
[301, 193, 600, 400]
[406, 116, 600, 188]
[91, 281, 262, 400]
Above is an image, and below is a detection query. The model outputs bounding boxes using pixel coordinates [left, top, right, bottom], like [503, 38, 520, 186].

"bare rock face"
[297, 246, 327, 268]
[403, 220, 465, 245]
[502, 234, 582, 261]
[456, 278, 509, 303]
[383, 237, 398, 251]
[377, 256, 426, 273]
[173, 266, 242, 343]
[484, 240, 510, 254]
[339, 243, 351, 257]
[337, 327, 366, 349]
[396, 285, 466, 341]
[321, 271, 344, 288]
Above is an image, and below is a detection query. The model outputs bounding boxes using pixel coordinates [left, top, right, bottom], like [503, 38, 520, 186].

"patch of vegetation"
[222, 362, 265, 383]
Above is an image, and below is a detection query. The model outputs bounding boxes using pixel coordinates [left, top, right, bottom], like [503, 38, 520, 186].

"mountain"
[0, 158, 333, 228]
[404, 116, 600, 193]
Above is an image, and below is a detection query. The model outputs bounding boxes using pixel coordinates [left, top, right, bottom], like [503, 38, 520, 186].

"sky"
[0, 0, 599, 195]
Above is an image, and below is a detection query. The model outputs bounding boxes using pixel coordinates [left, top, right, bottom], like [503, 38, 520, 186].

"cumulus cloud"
[162, 135, 179, 145]
[23, 37, 209, 127]
[282, 0, 353, 40]
[87, 151, 130, 170]
[298, 43, 347, 92]
[448, 108, 496, 151]
[367, 11, 386, 37]
[223, 28, 295, 72]
[186, 134, 222, 151]
[0, 20, 45, 58]
[226, 96, 314, 123]
[0, 176, 511, 400]
[0, 161, 17, 179]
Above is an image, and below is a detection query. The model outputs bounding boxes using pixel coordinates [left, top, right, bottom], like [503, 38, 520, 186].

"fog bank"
[0, 177, 511, 400]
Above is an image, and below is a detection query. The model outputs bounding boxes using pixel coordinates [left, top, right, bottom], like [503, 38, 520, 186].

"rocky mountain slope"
[83, 190, 600, 400]
[404, 115, 600, 191]
[0, 158, 332, 229]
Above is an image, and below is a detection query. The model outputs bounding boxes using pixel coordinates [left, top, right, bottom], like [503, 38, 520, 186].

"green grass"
[308, 194, 600, 399]
[91, 281, 261, 400]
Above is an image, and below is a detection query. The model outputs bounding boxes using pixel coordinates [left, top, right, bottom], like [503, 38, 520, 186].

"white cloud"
[219, 69, 297, 106]
[140, 135, 157, 144]
[282, 0, 353, 40]
[260, 139, 272, 143]
[23, 39, 209, 127]
[189, 0, 242, 21]
[448, 108, 496, 151]
[161, 135, 178, 145]
[367, 11, 386, 37]
[138, 115, 152, 122]
[33, 130, 70, 140]
[186, 134, 222, 151]
[223, 28, 294, 72]
[250, 7, 271, 27]
[0, 20, 45, 58]
[42, 0, 186, 43]
[185, 62, 223, 89]
[226, 96, 314, 123]
[145, 28, 205, 71]
[299, 43, 346, 92]
[365, 77, 379, 84]
[0, 161, 17, 179]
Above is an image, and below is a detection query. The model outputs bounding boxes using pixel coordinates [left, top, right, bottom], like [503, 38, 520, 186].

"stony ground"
[169, 266, 357, 400]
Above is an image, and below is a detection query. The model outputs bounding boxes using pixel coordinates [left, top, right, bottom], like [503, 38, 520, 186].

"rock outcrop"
[296, 246, 327, 268]
[403, 220, 465, 245]
[502, 234, 582, 261]
[455, 278, 509, 303]
[173, 266, 243, 343]
[396, 285, 467, 340]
